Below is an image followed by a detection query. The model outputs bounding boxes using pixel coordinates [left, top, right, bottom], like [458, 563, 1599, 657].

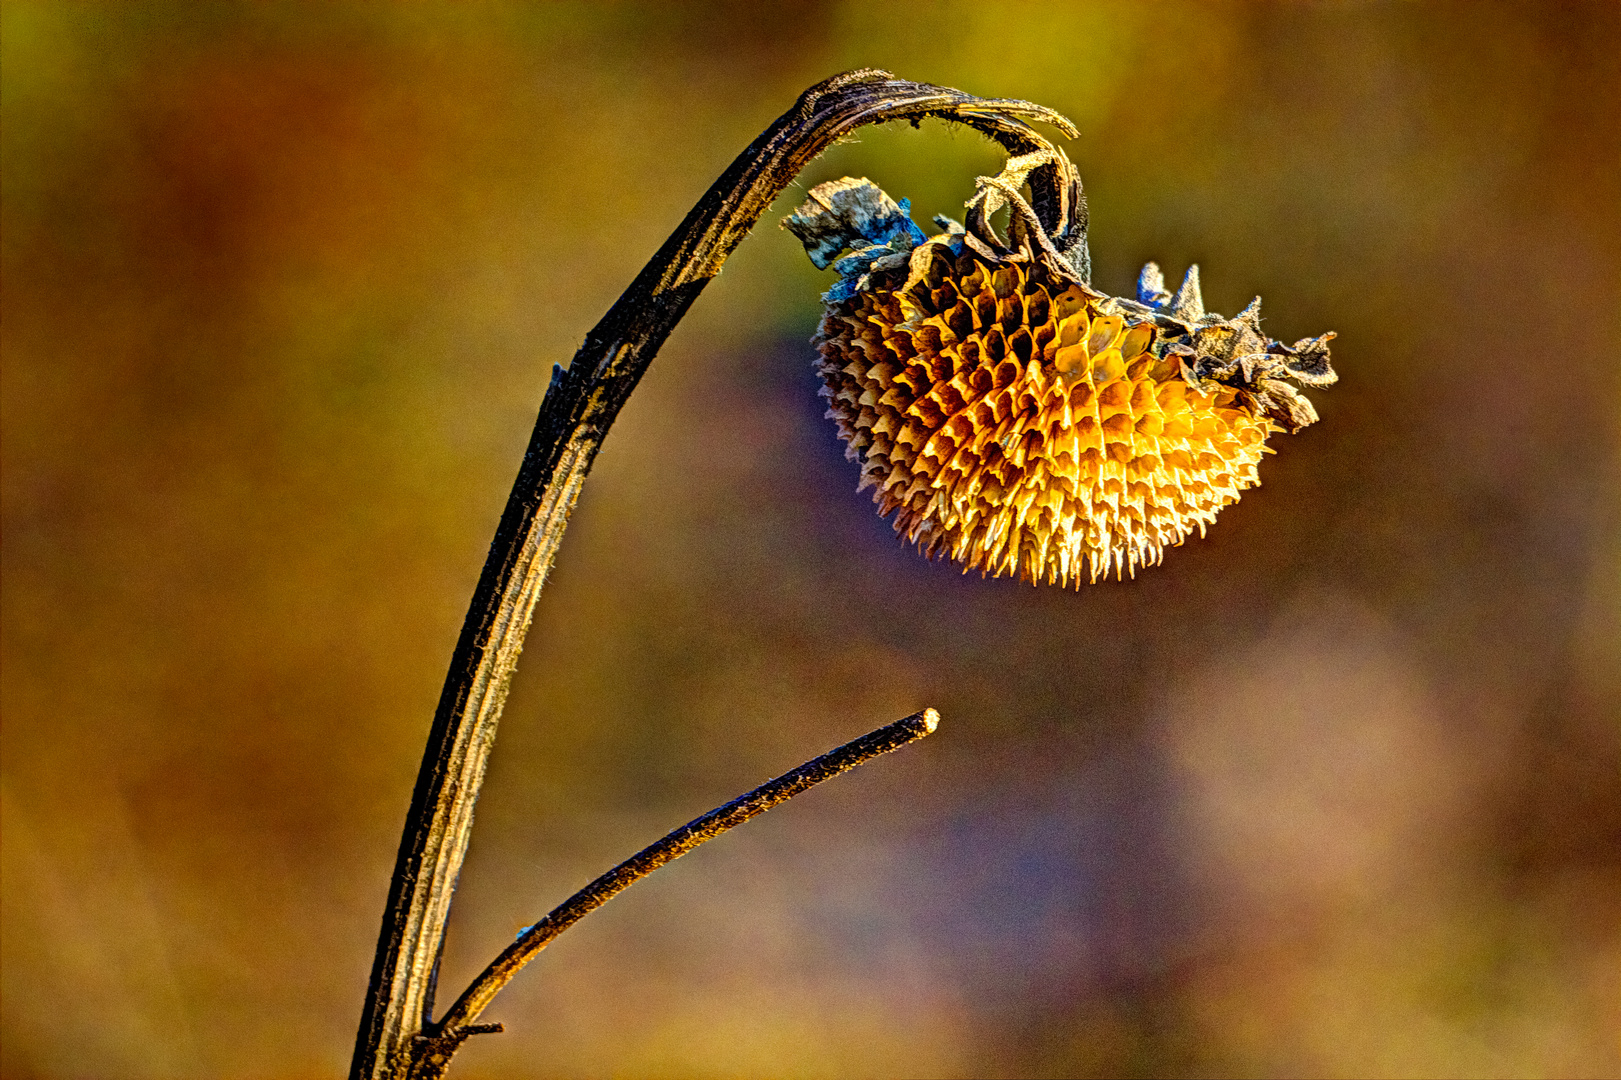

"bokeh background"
[4, 3, 1617, 1077]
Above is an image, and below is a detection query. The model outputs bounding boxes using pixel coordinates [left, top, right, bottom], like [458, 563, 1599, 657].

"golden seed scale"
[816, 249, 1272, 585]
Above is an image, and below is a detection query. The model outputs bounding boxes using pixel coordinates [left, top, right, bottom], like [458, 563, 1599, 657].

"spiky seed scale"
[813, 251, 1266, 584]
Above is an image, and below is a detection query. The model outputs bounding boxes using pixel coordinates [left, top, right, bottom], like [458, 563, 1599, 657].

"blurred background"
[4, 3, 1617, 1077]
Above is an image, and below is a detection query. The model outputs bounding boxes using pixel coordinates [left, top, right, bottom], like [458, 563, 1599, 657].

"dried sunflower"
[784, 149, 1335, 585]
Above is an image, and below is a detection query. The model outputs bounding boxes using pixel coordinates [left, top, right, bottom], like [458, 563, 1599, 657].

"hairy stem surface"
[405, 710, 939, 1079]
[352, 70, 1074, 1080]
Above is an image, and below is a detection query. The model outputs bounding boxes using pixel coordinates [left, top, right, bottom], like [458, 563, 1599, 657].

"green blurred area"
[3, 3, 1617, 1077]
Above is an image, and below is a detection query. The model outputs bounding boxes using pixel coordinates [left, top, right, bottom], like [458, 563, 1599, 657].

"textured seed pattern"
[815, 247, 1273, 584]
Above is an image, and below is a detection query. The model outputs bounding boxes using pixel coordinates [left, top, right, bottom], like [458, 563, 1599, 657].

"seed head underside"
[786, 174, 1335, 586]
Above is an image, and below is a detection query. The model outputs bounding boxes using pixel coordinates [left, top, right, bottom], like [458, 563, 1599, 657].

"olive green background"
[4, 3, 1617, 1077]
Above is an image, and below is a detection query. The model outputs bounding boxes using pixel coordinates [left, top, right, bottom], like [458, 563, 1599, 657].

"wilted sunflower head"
[783, 150, 1335, 586]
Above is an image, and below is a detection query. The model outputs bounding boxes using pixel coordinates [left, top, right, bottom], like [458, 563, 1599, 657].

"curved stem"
[351, 69, 1076, 1080]
[404, 709, 939, 1080]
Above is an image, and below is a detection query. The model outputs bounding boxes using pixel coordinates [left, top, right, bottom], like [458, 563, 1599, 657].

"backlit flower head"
[784, 151, 1335, 585]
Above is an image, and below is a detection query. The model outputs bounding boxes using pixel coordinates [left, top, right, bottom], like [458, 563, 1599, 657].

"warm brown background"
[4, 3, 1617, 1077]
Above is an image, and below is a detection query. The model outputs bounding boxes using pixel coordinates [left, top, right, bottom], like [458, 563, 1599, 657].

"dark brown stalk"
[351, 70, 1077, 1080]
[404, 709, 940, 1079]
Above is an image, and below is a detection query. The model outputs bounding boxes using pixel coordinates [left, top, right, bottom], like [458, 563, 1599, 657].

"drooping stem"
[404, 709, 939, 1080]
[351, 70, 1077, 1080]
